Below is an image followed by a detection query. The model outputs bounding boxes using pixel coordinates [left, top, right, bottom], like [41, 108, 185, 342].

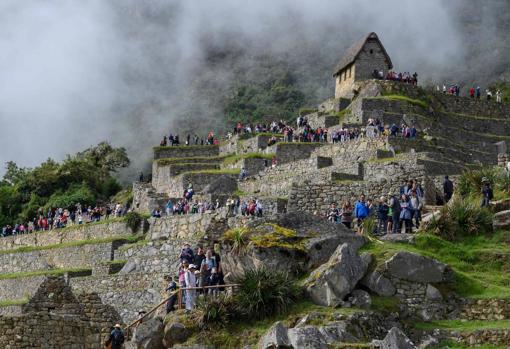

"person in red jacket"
[469, 87, 475, 98]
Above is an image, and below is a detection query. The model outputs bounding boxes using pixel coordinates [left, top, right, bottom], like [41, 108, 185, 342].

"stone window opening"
[370, 49, 374, 54]
[348, 66, 352, 78]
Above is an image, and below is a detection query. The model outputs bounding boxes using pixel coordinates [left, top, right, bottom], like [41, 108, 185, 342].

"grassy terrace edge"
[0, 267, 92, 280]
[0, 235, 141, 255]
[153, 144, 219, 151]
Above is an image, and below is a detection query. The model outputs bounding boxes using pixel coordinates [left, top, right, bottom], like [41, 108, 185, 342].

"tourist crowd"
[1, 203, 131, 237]
[372, 70, 418, 85]
[151, 184, 263, 218]
[326, 179, 425, 235]
[164, 243, 226, 312]
[438, 84, 502, 102]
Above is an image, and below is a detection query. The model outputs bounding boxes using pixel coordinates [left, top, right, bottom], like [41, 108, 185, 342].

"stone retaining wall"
[159, 172, 239, 197]
[148, 213, 228, 241]
[153, 145, 219, 160]
[0, 275, 46, 302]
[70, 273, 167, 322]
[0, 241, 116, 274]
[456, 329, 510, 346]
[273, 143, 323, 164]
[460, 298, 510, 320]
[0, 313, 102, 349]
[0, 220, 131, 252]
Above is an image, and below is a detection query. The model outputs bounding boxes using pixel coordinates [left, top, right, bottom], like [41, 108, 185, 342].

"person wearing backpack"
[481, 178, 493, 207]
[105, 324, 125, 349]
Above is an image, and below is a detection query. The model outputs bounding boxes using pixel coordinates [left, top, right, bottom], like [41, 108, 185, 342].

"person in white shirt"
[184, 264, 197, 310]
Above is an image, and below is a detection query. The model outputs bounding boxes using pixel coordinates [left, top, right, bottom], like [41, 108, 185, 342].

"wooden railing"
[124, 284, 239, 339]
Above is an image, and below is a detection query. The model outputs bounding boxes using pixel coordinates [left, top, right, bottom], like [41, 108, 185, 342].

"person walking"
[409, 190, 422, 229]
[376, 196, 389, 235]
[105, 324, 125, 349]
[340, 201, 353, 229]
[443, 175, 454, 203]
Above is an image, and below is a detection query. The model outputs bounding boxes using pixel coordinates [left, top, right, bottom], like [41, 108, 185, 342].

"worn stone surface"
[287, 326, 328, 349]
[360, 271, 396, 297]
[493, 209, 510, 230]
[132, 317, 165, 349]
[348, 289, 372, 309]
[258, 321, 291, 349]
[163, 322, 190, 348]
[372, 327, 416, 349]
[306, 243, 368, 307]
[384, 251, 450, 283]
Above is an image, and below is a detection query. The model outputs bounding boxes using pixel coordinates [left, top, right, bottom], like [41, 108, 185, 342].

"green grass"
[415, 319, 510, 331]
[371, 296, 400, 313]
[366, 154, 405, 164]
[222, 152, 274, 165]
[233, 189, 247, 197]
[103, 259, 127, 266]
[185, 299, 362, 348]
[117, 239, 149, 252]
[111, 188, 133, 206]
[0, 297, 29, 307]
[360, 231, 510, 299]
[373, 94, 429, 109]
[0, 267, 92, 280]
[0, 235, 141, 255]
[182, 169, 241, 175]
[156, 156, 227, 166]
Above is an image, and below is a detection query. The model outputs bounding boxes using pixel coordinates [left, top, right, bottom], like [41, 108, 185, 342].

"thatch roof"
[333, 32, 393, 76]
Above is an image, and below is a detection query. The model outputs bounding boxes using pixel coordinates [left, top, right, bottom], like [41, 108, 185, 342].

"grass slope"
[360, 232, 510, 299]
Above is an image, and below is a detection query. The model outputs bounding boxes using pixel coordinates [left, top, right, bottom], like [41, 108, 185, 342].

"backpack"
[112, 330, 124, 345]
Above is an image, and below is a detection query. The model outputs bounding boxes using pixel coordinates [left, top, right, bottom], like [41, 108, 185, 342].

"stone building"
[333, 32, 393, 98]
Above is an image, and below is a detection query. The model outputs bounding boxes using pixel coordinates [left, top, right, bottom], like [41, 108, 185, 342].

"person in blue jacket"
[354, 194, 369, 234]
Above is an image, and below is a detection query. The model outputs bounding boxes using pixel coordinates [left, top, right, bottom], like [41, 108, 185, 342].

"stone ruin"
[0, 79, 509, 348]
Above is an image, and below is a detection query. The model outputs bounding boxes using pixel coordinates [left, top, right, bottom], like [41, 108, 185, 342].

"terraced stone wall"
[153, 145, 219, 160]
[148, 213, 228, 241]
[0, 241, 118, 274]
[0, 221, 131, 252]
[0, 313, 102, 349]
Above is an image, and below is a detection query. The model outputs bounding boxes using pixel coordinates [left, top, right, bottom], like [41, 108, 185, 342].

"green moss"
[232, 189, 247, 197]
[0, 235, 141, 255]
[223, 224, 306, 252]
[415, 319, 510, 331]
[0, 267, 92, 280]
[0, 297, 29, 307]
[370, 296, 400, 313]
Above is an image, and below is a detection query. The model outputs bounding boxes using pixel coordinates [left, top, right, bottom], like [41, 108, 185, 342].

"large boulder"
[163, 321, 189, 348]
[318, 323, 358, 344]
[493, 209, 510, 230]
[131, 317, 165, 349]
[490, 198, 510, 213]
[384, 251, 450, 283]
[306, 243, 368, 307]
[360, 271, 396, 296]
[372, 327, 416, 349]
[258, 321, 291, 349]
[287, 326, 328, 349]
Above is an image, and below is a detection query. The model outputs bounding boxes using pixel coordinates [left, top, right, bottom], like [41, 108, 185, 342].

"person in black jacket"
[443, 176, 454, 203]
[481, 178, 493, 207]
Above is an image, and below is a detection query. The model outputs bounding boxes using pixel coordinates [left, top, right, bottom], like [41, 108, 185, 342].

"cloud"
[0, 0, 489, 178]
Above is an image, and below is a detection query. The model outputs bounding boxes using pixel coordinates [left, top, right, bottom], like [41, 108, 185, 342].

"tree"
[77, 142, 130, 173]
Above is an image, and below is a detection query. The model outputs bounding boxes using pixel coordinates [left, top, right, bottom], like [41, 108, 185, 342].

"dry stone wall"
[0, 220, 131, 252]
[0, 241, 116, 274]
[153, 145, 219, 160]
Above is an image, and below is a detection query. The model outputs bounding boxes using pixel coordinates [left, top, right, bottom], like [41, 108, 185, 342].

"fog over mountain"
[0, 0, 508, 178]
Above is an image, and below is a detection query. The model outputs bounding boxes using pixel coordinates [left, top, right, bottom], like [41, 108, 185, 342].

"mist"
[0, 0, 506, 179]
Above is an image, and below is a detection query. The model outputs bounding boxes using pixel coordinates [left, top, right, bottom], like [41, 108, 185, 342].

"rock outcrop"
[372, 327, 416, 349]
[493, 209, 510, 230]
[360, 271, 396, 297]
[384, 251, 450, 283]
[306, 243, 368, 307]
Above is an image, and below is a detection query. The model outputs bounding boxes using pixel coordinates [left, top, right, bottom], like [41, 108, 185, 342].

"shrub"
[125, 211, 143, 233]
[427, 197, 493, 240]
[190, 294, 236, 330]
[233, 267, 300, 319]
[223, 227, 248, 255]
[457, 166, 500, 197]
[44, 184, 96, 210]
